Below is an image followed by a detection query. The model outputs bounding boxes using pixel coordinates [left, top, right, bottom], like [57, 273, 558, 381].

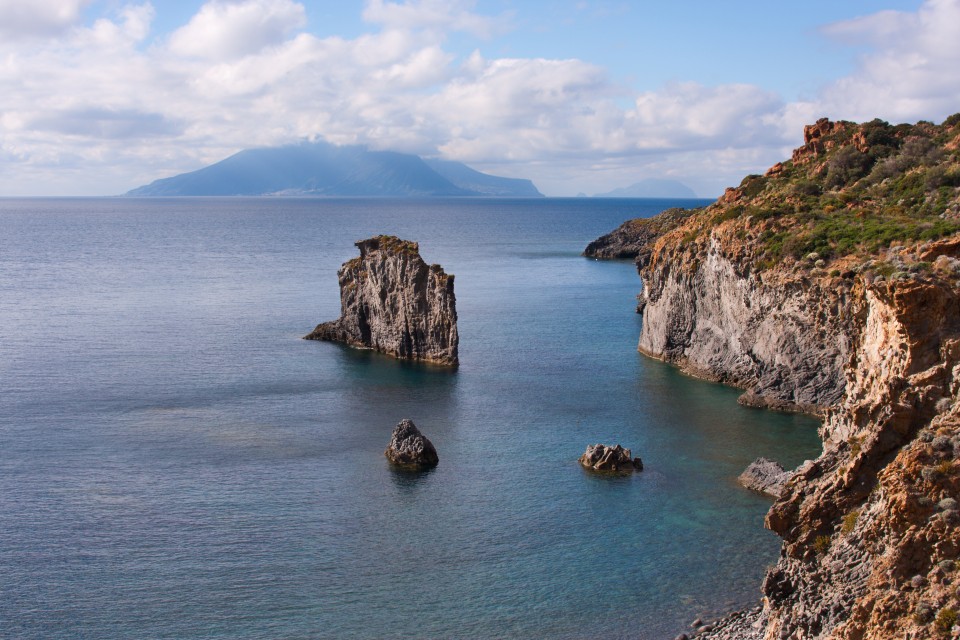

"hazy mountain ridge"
[593, 178, 697, 198]
[125, 142, 543, 197]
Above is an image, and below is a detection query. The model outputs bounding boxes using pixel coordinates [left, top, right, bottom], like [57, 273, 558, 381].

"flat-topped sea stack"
[305, 235, 459, 366]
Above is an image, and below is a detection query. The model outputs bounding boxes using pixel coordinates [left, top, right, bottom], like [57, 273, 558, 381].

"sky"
[1, 0, 959, 197]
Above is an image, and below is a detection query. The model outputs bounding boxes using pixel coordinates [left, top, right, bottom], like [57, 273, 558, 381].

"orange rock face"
[603, 113, 960, 639]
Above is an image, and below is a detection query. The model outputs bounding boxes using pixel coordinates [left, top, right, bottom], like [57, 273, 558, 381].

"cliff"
[590, 114, 960, 639]
[305, 236, 459, 366]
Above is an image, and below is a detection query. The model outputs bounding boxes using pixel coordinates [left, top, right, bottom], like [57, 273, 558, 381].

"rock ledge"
[738, 457, 791, 498]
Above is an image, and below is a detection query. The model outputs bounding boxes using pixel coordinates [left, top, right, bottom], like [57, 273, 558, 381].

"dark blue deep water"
[0, 197, 821, 639]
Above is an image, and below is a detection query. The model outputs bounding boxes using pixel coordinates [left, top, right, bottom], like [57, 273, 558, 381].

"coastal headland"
[589, 114, 960, 639]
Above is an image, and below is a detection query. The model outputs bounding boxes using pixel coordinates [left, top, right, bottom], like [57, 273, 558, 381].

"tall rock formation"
[589, 114, 960, 639]
[305, 236, 459, 366]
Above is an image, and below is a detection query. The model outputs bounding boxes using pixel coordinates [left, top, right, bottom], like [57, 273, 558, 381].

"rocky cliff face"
[590, 114, 960, 639]
[305, 236, 458, 366]
[758, 272, 960, 640]
[739, 458, 791, 498]
[638, 236, 852, 415]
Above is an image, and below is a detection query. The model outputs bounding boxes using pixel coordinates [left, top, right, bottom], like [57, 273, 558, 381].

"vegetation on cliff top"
[664, 113, 960, 271]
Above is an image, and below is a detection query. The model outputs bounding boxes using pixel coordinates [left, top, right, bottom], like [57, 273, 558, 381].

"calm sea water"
[0, 197, 820, 639]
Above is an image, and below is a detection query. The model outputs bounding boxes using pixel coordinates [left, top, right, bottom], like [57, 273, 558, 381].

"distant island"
[593, 178, 697, 198]
[125, 141, 543, 197]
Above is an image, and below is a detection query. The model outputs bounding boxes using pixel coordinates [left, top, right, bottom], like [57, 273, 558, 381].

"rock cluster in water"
[578, 444, 643, 472]
[305, 235, 458, 366]
[738, 457, 791, 498]
[384, 419, 439, 469]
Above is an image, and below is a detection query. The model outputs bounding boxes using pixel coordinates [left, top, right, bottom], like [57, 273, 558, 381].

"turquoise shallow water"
[0, 197, 820, 639]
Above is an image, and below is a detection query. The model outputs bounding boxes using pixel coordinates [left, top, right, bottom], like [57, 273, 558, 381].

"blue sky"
[2, 0, 957, 196]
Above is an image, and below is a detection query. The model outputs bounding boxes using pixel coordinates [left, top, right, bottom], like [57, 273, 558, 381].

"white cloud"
[818, 0, 960, 123]
[628, 83, 786, 150]
[0, 0, 800, 197]
[1, 0, 959, 196]
[0, 0, 91, 39]
[168, 0, 307, 60]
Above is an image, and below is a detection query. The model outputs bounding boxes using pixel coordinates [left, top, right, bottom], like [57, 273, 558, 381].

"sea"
[0, 197, 821, 639]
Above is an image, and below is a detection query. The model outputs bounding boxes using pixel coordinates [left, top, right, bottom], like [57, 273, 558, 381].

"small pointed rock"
[385, 419, 439, 469]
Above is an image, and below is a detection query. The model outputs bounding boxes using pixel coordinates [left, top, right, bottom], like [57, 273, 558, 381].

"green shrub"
[826, 146, 874, 189]
[791, 180, 822, 197]
[841, 510, 860, 535]
[714, 205, 743, 223]
[935, 607, 958, 635]
[814, 535, 831, 554]
[850, 436, 863, 455]
[873, 261, 896, 277]
[925, 165, 960, 189]
[740, 175, 766, 199]
[861, 118, 898, 149]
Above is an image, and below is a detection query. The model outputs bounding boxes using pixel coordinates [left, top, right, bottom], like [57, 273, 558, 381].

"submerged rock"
[578, 443, 643, 472]
[738, 457, 791, 498]
[384, 419, 439, 469]
[305, 235, 458, 366]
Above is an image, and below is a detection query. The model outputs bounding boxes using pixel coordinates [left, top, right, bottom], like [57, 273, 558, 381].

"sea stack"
[305, 235, 459, 366]
[385, 419, 439, 469]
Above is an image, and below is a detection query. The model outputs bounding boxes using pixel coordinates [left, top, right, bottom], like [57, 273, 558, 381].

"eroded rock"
[616, 115, 960, 639]
[384, 419, 439, 469]
[583, 208, 695, 264]
[305, 235, 458, 366]
[578, 444, 643, 472]
[738, 457, 792, 498]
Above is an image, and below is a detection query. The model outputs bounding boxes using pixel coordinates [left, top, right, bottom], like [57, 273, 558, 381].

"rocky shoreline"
[738, 458, 791, 498]
[590, 114, 960, 639]
[673, 607, 765, 640]
[583, 207, 695, 263]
